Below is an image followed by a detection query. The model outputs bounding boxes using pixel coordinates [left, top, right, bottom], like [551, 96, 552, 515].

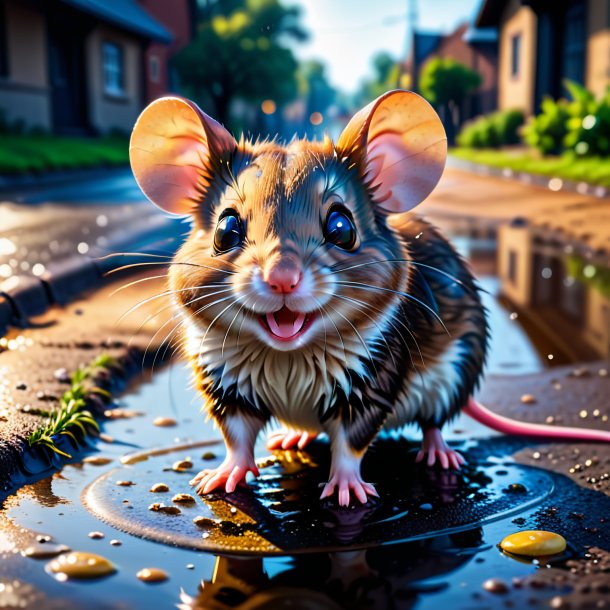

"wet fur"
[170, 137, 488, 450]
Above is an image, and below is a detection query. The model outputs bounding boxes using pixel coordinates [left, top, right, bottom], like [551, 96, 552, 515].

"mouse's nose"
[265, 259, 302, 294]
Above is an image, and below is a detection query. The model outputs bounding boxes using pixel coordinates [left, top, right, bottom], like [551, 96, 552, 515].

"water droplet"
[47, 552, 116, 579]
[136, 567, 168, 583]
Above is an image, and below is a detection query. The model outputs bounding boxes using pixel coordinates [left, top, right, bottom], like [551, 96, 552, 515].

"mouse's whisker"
[334, 280, 450, 337]
[105, 260, 237, 277]
[311, 296, 348, 364]
[222, 290, 255, 357]
[324, 301, 378, 376]
[197, 294, 246, 355]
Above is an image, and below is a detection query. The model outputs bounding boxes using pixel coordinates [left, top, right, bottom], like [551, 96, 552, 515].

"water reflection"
[180, 531, 482, 610]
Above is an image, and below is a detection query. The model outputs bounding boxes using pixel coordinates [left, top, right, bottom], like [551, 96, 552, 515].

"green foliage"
[451, 148, 610, 188]
[563, 81, 610, 157]
[457, 109, 524, 148]
[566, 255, 610, 299]
[173, 0, 308, 128]
[418, 57, 482, 107]
[522, 96, 570, 155]
[0, 135, 128, 175]
[27, 354, 118, 458]
[355, 52, 402, 106]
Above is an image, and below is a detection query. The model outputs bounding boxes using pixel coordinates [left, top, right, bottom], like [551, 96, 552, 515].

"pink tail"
[464, 398, 610, 443]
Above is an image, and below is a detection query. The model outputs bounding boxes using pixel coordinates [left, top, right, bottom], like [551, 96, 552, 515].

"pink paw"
[266, 429, 317, 451]
[416, 427, 465, 470]
[320, 471, 378, 506]
[190, 456, 259, 495]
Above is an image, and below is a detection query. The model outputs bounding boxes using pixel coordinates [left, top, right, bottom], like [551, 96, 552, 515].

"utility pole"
[402, 0, 419, 90]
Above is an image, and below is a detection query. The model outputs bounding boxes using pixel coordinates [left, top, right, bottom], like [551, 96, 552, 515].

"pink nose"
[266, 261, 302, 294]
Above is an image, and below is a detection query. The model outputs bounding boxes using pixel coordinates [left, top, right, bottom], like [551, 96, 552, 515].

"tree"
[355, 52, 402, 107]
[418, 58, 482, 144]
[297, 60, 336, 136]
[173, 0, 308, 130]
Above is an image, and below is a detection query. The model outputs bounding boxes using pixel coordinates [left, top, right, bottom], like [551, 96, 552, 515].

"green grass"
[27, 354, 117, 458]
[0, 135, 129, 175]
[451, 148, 610, 188]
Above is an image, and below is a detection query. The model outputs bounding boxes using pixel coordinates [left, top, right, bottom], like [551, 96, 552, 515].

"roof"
[475, 0, 509, 27]
[463, 26, 498, 44]
[60, 0, 172, 43]
[413, 31, 442, 65]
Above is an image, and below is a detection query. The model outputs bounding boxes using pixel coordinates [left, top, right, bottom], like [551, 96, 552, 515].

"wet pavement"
[1, 362, 609, 610]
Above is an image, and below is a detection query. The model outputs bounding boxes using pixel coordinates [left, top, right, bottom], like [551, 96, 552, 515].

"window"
[149, 55, 160, 84]
[102, 42, 124, 95]
[508, 250, 518, 284]
[510, 33, 521, 78]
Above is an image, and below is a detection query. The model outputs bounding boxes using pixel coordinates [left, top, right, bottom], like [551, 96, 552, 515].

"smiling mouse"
[130, 90, 610, 506]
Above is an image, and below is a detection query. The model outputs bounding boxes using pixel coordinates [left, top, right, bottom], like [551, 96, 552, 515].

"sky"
[292, 0, 482, 94]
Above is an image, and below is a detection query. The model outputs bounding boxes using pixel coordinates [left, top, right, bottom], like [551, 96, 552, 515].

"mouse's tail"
[464, 397, 610, 443]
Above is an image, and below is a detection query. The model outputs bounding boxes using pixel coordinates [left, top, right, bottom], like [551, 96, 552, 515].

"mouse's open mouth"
[259, 306, 315, 342]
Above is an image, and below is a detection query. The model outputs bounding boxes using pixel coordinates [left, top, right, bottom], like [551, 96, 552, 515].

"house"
[476, 0, 610, 115]
[405, 22, 498, 123]
[498, 200, 610, 359]
[0, 0, 195, 135]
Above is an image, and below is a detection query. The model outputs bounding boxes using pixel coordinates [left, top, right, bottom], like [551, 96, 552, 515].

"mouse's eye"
[324, 206, 357, 250]
[214, 210, 243, 253]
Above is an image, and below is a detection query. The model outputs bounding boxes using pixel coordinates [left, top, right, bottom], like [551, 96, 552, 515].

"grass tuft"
[27, 354, 119, 458]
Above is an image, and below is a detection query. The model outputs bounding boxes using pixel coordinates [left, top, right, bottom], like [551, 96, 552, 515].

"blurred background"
[0, 0, 609, 367]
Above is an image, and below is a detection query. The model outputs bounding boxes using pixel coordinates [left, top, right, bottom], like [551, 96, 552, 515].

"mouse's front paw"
[320, 471, 379, 507]
[190, 455, 259, 495]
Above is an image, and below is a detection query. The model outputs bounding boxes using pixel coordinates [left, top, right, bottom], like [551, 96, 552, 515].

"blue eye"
[325, 207, 357, 250]
[214, 211, 243, 253]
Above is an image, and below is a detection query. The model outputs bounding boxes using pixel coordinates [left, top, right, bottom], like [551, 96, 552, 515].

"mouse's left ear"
[336, 90, 447, 214]
[130, 96, 237, 216]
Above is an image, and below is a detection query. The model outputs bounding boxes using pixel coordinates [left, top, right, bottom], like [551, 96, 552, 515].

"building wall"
[497, 223, 533, 307]
[0, 0, 51, 130]
[498, 0, 537, 114]
[586, 0, 610, 98]
[584, 286, 610, 358]
[85, 25, 143, 134]
[138, 0, 193, 102]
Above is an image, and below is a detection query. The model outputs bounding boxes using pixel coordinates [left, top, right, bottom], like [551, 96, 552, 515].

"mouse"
[129, 90, 610, 506]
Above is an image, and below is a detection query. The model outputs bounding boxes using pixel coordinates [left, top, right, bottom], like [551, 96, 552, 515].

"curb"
[448, 155, 610, 199]
[0, 215, 181, 335]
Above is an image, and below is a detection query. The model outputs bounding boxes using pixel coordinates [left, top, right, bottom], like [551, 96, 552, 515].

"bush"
[456, 109, 524, 148]
[563, 81, 610, 157]
[522, 96, 570, 155]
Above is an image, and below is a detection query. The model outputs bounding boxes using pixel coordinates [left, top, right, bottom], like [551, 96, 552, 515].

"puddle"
[0, 364, 607, 609]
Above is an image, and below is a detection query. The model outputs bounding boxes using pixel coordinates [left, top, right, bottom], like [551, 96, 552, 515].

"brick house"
[476, 0, 610, 115]
[405, 21, 499, 123]
[0, 0, 195, 135]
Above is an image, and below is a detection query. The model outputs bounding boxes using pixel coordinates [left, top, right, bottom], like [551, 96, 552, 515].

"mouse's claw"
[190, 454, 259, 495]
[266, 429, 317, 451]
[416, 427, 465, 470]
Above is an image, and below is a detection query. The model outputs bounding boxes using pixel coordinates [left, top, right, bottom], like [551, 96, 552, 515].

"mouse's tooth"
[293, 312, 306, 334]
[266, 312, 281, 335]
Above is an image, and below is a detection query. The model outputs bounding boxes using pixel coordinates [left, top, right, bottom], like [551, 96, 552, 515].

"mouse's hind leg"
[416, 427, 465, 470]
[266, 429, 317, 450]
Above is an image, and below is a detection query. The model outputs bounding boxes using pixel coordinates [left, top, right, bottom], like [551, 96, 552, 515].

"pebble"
[54, 368, 70, 383]
[104, 409, 144, 419]
[186, 564, 195, 570]
[419, 503, 433, 510]
[172, 460, 193, 472]
[110, 540, 122, 546]
[201, 451, 217, 460]
[47, 552, 116, 579]
[153, 417, 177, 427]
[83, 456, 113, 466]
[504, 483, 527, 493]
[136, 567, 168, 583]
[116, 480, 135, 487]
[500, 530, 567, 557]
[88, 532, 105, 540]
[148, 503, 181, 515]
[193, 516, 219, 528]
[150, 483, 169, 493]
[520, 394, 536, 405]
[482, 578, 509, 594]
[22, 543, 70, 559]
[172, 493, 196, 504]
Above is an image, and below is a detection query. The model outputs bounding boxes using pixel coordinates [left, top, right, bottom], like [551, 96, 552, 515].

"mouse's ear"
[336, 90, 446, 214]
[130, 97, 237, 216]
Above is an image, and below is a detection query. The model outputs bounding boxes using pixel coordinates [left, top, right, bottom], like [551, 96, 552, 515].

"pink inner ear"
[367, 131, 445, 214]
